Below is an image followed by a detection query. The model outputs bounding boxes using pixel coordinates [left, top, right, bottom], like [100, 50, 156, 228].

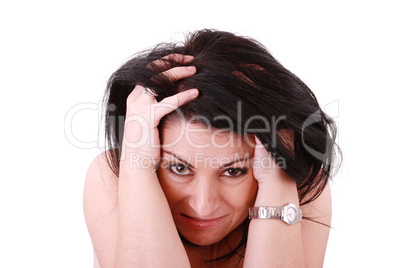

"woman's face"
[158, 119, 258, 246]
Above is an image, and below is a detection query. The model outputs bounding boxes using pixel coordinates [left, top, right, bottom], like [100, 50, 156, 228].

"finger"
[147, 54, 194, 70]
[159, 66, 196, 81]
[253, 136, 295, 185]
[126, 84, 147, 104]
[165, 54, 194, 64]
[150, 66, 196, 84]
[254, 136, 267, 151]
[152, 89, 199, 120]
[254, 136, 271, 159]
[253, 136, 289, 175]
[252, 136, 276, 171]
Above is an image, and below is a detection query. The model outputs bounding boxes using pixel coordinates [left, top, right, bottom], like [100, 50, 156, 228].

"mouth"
[175, 213, 226, 230]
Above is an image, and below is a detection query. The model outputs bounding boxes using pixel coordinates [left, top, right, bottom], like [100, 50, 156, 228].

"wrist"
[249, 203, 302, 225]
[254, 180, 299, 207]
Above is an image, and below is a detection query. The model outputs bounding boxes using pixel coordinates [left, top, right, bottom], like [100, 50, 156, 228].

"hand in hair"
[120, 54, 198, 170]
[252, 135, 299, 205]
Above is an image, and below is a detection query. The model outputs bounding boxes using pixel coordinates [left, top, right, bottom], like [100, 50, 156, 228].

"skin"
[157, 120, 258, 261]
[83, 54, 332, 267]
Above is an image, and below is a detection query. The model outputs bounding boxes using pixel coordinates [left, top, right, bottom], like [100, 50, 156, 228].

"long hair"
[103, 29, 341, 264]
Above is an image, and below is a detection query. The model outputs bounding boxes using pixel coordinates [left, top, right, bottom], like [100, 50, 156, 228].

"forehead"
[161, 119, 255, 155]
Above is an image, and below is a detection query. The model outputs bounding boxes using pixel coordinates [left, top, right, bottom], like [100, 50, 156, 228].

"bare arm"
[84, 148, 191, 267]
[244, 137, 331, 268]
[115, 158, 190, 267]
[84, 149, 192, 267]
[84, 55, 198, 267]
[84, 152, 120, 268]
[244, 166, 305, 267]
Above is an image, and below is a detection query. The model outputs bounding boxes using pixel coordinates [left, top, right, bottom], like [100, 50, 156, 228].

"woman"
[84, 29, 339, 267]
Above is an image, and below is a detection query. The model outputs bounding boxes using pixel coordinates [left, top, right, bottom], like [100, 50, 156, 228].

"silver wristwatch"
[249, 203, 302, 225]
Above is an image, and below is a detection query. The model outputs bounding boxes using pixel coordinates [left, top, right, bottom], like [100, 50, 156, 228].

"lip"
[175, 213, 226, 230]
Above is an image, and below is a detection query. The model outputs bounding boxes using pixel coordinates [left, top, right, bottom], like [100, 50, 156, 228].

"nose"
[188, 175, 220, 218]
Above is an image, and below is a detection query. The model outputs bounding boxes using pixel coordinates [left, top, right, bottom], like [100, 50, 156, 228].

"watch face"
[287, 207, 297, 221]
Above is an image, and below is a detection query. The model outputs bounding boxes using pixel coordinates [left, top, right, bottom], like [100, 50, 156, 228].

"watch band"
[248, 203, 302, 225]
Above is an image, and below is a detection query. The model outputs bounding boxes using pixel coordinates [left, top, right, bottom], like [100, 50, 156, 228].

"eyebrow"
[162, 150, 250, 169]
[162, 150, 195, 169]
[221, 157, 250, 168]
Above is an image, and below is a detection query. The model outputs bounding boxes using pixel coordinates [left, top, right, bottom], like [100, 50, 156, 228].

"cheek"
[223, 178, 258, 210]
[157, 171, 185, 204]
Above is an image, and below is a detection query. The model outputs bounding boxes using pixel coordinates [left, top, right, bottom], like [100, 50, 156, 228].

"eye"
[222, 168, 248, 178]
[168, 163, 191, 176]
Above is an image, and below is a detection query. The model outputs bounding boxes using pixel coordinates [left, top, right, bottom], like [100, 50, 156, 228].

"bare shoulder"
[83, 152, 119, 268]
[300, 183, 332, 268]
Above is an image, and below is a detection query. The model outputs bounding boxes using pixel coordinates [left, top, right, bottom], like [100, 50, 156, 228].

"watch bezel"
[283, 203, 302, 224]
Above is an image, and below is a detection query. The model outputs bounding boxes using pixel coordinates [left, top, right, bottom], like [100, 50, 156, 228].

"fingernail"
[184, 55, 194, 61]
[186, 66, 196, 72]
[188, 88, 199, 96]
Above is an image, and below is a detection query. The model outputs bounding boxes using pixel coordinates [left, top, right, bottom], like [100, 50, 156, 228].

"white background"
[1, 1, 401, 267]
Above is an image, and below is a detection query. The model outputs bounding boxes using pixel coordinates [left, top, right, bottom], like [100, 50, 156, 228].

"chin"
[179, 230, 225, 246]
